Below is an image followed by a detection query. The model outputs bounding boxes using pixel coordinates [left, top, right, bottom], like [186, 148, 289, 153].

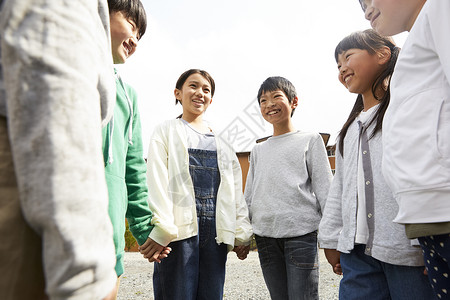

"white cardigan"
[319, 121, 424, 266]
[146, 119, 253, 249]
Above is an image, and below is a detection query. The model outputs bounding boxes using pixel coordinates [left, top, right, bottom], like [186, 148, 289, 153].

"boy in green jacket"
[103, 0, 170, 294]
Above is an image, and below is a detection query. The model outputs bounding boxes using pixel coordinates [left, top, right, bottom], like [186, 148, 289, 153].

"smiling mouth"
[192, 99, 204, 105]
[370, 12, 380, 27]
[344, 75, 353, 84]
[123, 42, 132, 56]
[267, 109, 280, 116]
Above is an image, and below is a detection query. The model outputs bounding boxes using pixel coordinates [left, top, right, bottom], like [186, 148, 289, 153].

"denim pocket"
[286, 232, 318, 269]
[254, 235, 274, 268]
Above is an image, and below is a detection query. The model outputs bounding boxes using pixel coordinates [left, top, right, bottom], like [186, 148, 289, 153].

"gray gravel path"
[117, 249, 341, 299]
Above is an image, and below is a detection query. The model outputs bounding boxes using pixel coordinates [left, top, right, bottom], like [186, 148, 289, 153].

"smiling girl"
[145, 69, 253, 300]
[318, 29, 433, 299]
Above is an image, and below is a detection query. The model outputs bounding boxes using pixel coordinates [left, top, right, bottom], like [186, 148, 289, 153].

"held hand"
[324, 248, 342, 275]
[139, 238, 171, 263]
[102, 285, 118, 300]
[233, 245, 250, 260]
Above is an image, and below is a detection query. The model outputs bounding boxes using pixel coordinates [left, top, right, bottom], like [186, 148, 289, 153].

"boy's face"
[110, 11, 140, 64]
[259, 90, 297, 126]
[360, 0, 426, 36]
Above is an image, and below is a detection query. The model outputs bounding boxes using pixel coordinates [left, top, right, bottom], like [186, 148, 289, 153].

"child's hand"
[324, 248, 342, 275]
[102, 285, 118, 300]
[233, 245, 250, 260]
[139, 238, 171, 263]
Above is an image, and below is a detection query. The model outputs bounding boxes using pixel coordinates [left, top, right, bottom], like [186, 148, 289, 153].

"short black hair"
[257, 76, 297, 116]
[108, 0, 147, 39]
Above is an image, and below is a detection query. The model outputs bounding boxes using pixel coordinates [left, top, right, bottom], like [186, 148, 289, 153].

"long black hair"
[336, 29, 400, 156]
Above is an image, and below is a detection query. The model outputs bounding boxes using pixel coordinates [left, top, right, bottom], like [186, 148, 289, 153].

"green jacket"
[102, 71, 153, 276]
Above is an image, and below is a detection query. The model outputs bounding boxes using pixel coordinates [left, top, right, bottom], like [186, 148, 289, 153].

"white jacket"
[146, 119, 253, 249]
[383, 0, 450, 224]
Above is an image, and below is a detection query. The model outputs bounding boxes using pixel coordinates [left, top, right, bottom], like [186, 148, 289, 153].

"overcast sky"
[118, 0, 407, 154]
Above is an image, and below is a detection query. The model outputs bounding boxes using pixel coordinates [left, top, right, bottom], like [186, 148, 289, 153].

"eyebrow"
[262, 90, 284, 97]
[188, 80, 210, 88]
[336, 50, 350, 62]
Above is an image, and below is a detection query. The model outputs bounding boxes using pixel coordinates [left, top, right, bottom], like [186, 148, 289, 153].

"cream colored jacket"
[147, 119, 253, 249]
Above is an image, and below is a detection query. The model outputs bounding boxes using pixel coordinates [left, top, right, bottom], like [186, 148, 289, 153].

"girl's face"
[110, 11, 139, 64]
[337, 48, 387, 97]
[360, 0, 426, 36]
[259, 90, 297, 126]
[175, 73, 213, 118]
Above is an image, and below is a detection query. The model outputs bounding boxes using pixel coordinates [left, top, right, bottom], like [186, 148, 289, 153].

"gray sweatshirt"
[244, 131, 332, 238]
[318, 118, 425, 266]
[0, 0, 117, 299]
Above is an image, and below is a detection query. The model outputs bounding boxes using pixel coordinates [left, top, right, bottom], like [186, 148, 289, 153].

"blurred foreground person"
[0, 0, 118, 299]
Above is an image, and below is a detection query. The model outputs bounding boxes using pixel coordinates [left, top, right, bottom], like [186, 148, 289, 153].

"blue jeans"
[153, 149, 227, 300]
[339, 244, 434, 300]
[255, 232, 319, 300]
[419, 234, 450, 300]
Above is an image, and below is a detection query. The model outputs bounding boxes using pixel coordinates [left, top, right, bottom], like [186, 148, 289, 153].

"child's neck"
[361, 91, 381, 112]
[182, 113, 210, 133]
[272, 119, 296, 136]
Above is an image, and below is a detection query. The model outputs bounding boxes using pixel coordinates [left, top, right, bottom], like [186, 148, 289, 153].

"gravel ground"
[117, 249, 341, 299]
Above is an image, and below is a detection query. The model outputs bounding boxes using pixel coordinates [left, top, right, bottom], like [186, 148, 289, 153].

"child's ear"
[377, 46, 392, 65]
[291, 96, 299, 108]
[174, 89, 181, 102]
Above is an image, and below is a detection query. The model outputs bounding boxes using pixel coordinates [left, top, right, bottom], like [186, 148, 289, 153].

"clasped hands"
[139, 238, 251, 262]
[233, 245, 250, 260]
[139, 238, 172, 263]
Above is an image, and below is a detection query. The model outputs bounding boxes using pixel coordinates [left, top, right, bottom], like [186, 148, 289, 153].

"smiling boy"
[103, 0, 169, 296]
[244, 76, 332, 299]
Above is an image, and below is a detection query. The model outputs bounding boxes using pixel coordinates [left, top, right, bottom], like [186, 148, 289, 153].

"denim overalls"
[153, 144, 228, 300]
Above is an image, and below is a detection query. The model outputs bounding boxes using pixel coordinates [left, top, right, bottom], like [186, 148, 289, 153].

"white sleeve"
[232, 153, 253, 245]
[427, 0, 450, 87]
[146, 125, 179, 246]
